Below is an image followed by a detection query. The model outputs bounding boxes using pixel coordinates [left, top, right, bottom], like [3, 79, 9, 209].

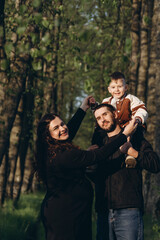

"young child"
[102, 71, 148, 167]
[102, 71, 148, 128]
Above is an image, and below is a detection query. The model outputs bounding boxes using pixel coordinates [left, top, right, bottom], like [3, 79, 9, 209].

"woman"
[35, 96, 135, 240]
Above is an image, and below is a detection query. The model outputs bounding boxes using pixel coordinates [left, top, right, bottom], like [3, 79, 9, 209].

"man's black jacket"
[87, 126, 160, 213]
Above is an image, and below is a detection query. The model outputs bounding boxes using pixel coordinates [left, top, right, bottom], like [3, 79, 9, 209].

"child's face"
[108, 78, 127, 100]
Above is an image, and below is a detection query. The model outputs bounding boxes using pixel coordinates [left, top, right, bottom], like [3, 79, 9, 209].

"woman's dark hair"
[34, 113, 78, 183]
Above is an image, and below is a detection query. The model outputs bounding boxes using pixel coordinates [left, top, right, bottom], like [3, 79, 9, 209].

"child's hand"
[134, 117, 142, 125]
[125, 156, 137, 168]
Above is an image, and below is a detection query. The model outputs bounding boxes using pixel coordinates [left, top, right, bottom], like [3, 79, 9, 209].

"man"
[89, 103, 160, 240]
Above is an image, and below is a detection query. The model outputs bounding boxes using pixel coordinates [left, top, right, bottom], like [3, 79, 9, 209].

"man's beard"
[103, 118, 117, 133]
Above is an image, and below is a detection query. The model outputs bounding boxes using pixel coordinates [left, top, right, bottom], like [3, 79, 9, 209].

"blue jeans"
[108, 208, 144, 240]
[96, 212, 109, 240]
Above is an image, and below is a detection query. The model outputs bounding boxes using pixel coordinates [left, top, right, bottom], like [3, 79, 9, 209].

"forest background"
[0, 0, 160, 238]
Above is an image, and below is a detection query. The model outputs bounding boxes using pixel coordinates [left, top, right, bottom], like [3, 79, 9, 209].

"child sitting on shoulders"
[102, 71, 148, 167]
[102, 71, 148, 128]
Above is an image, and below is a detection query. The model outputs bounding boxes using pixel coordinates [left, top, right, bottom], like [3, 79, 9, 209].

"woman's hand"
[80, 96, 96, 112]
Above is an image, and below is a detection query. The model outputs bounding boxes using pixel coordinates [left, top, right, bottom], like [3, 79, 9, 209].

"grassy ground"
[0, 192, 160, 240]
[0, 192, 45, 240]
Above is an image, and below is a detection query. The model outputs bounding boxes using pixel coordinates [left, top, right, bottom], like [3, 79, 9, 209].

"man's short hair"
[94, 103, 116, 114]
[110, 71, 125, 80]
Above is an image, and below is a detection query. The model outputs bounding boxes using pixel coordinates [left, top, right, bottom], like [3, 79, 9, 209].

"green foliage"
[41, 18, 50, 28]
[2, 0, 133, 204]
[19, 5, 28, 14]
[4, 0, 132, 103]
[33, 13, 43, 25]
[33, 0, 42, 8]
[143, 16, 152, 26]
[152, 223, 160, 238]
[4, 42, 14, 56]
[17, 26, 26, 35]
[73, 109, 95, 149]
[124, 38, 132, 55]
[144, 214, 160, 240]
[41, 32, 51, 46]
[84, 79, 94, 94]
[32, 60, 43, 71]
[0, 59, 9, 71]
[0, 192, 45, 240]
[30, 48, 40, 58]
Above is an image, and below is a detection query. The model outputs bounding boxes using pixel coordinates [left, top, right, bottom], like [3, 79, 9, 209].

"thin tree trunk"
[0, 0, 7, 109]
[8, 110, 22, 199]
[129, 0, 141, 94]
[52, 1, 62, 113]
[137, 0, 149, 103]
[1, 151, 9, 205]
[99, 64, 106, 100]
[14, 80, 35, 203]
[146, 0, 156, 147]
[57, 56, 65, 116]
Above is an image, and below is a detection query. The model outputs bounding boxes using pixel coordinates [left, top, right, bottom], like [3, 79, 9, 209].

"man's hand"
[120, 142, 132, 154]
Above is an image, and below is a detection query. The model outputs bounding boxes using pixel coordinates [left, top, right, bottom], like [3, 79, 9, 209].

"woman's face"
[49, 117, 69, 141]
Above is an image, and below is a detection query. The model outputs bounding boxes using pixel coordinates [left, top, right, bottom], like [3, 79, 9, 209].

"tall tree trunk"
[129, 0, 141, 94]
[8, 108, 22, 199]
[57, 56, 65, 117]
[99, 64, 106, 100]
[145, 0, 160, 219]
[52, 1, 62, 113]
[146, 0, 156, 147]
[143, 0, 160, 218]
[0, 0, 9, 166]
[0, 0, 7, 108]
[25, 144, 35, 193]
[43, 1, 63, 114]
[154, 4, 160, 217]
[14, 76, 35, 203]
[137, 0, 149, 103]
[1, 152, 10, 205]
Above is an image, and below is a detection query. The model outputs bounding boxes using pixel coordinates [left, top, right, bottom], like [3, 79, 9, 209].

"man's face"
[108, 79, 127, 99]
[94, 106, 117, 132]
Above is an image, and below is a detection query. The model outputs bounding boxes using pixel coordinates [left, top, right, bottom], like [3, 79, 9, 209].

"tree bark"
[129, 0, 141, 94]
[154, 10, 160, 217]
[137, 0, 149, 103]
[146, 0, 160, 219]
[14, 83, 35, 203]
[142, 0, 160, 218]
